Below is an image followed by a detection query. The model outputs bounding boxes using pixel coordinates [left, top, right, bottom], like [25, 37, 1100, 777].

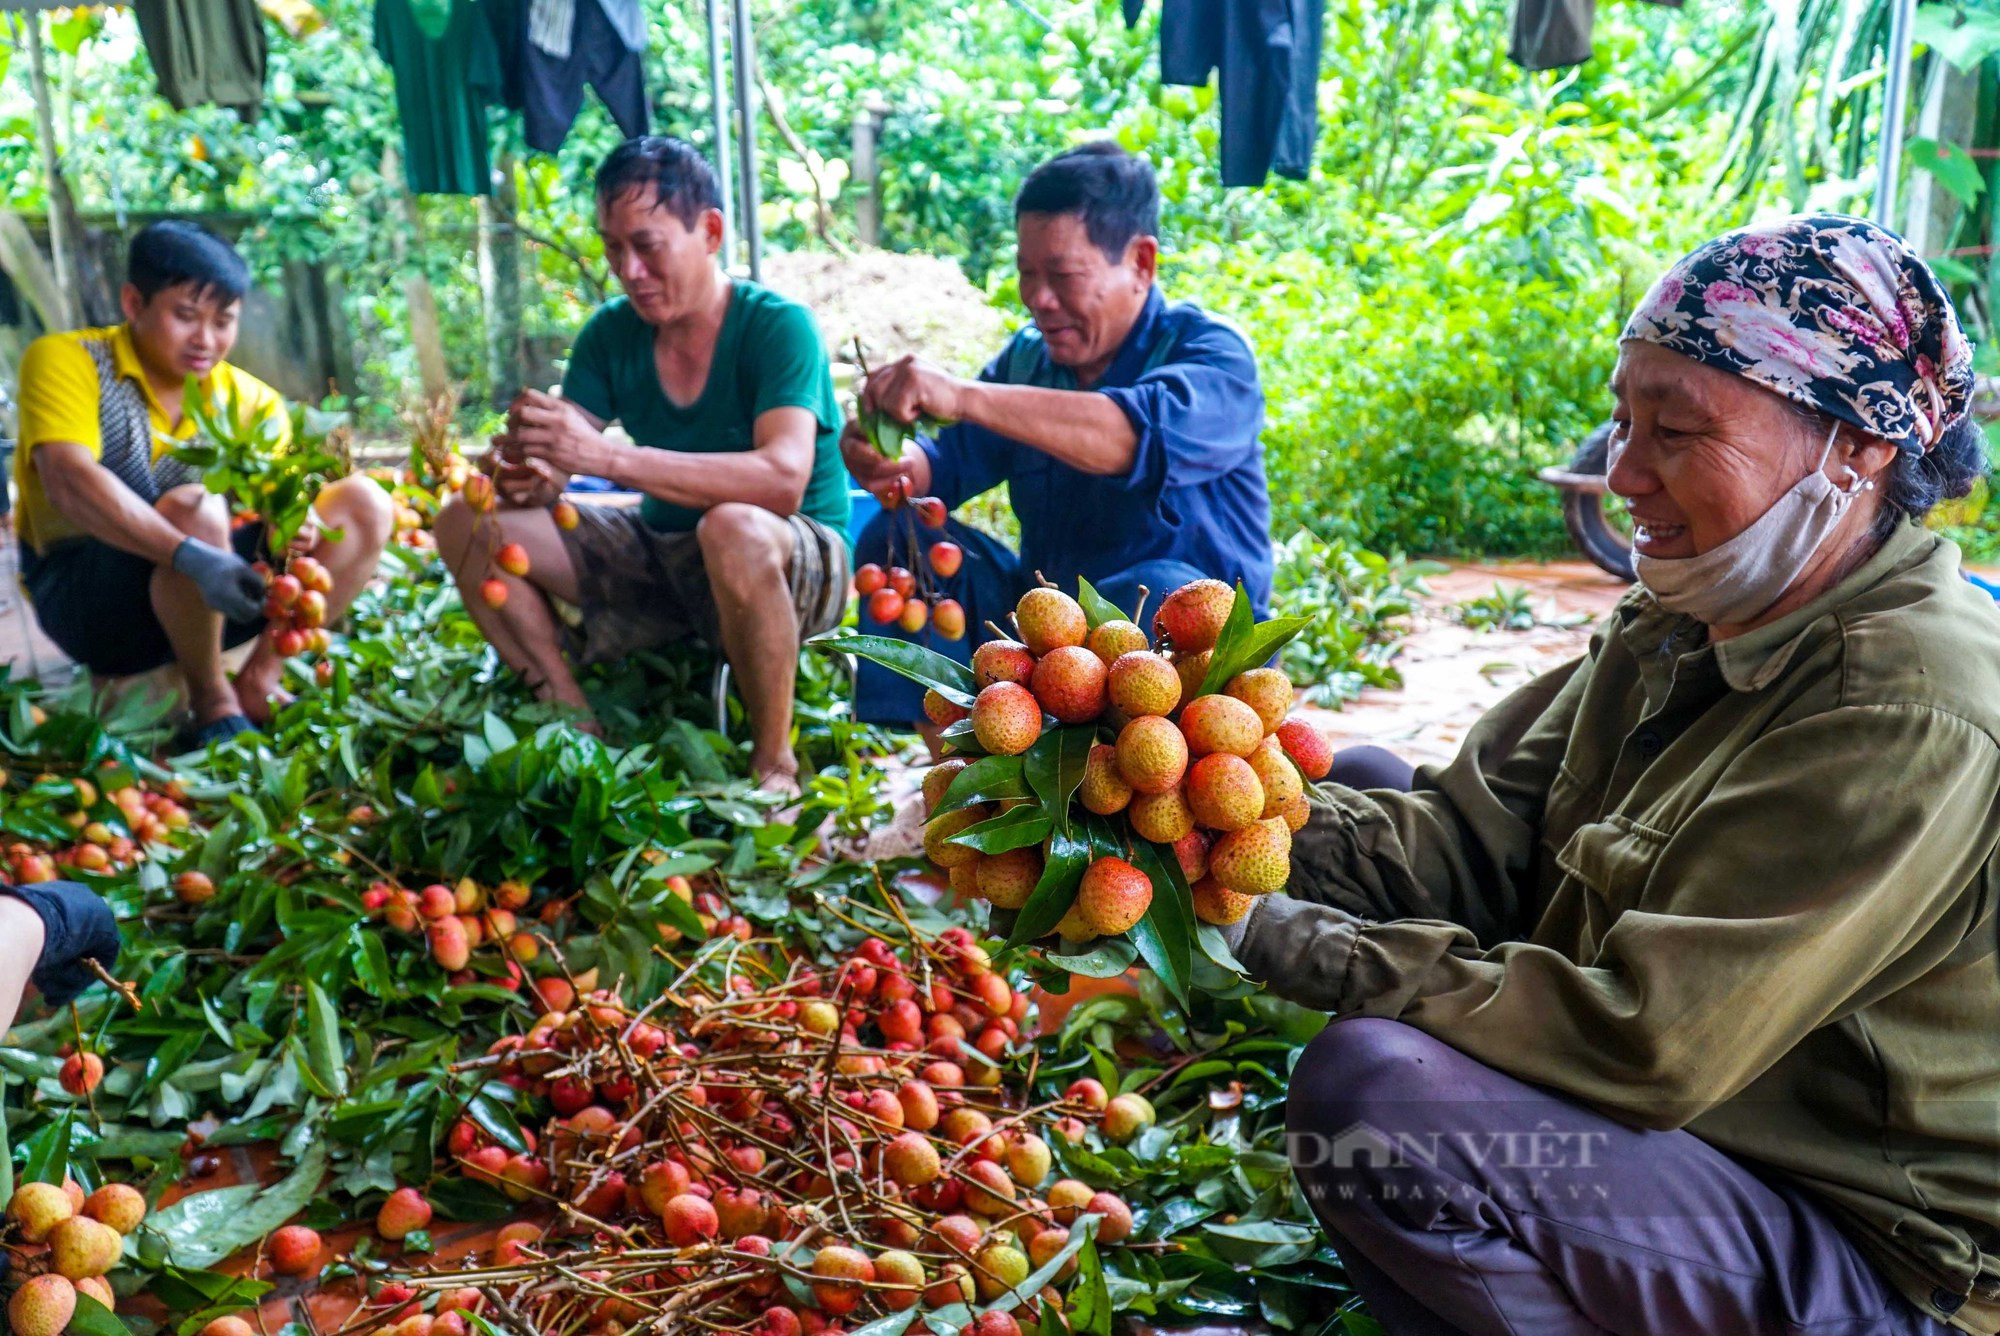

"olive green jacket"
[1240, 523, 2000, 1333]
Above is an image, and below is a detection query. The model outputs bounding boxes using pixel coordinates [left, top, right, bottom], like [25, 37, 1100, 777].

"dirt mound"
[763, 249, 1011, 376]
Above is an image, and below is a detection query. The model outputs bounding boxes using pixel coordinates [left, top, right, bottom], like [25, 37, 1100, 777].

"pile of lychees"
[915, 577, 1330, 943]
[330, 926, 1132, 1336]
[3, 1178, 150, 1335]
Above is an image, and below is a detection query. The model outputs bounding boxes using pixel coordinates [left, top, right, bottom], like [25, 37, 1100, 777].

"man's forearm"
[41, 450, 192, 563]
[602, 445, 809, 516]
[957, 381, 1138, 477]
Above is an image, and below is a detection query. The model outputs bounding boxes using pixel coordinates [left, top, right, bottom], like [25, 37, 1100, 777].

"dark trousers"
[850, 511, 1205, 727]
[1287, 1017, 1946, 1334]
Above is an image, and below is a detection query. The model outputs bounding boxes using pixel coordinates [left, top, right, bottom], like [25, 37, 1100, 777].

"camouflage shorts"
[554, 503, 850, 666]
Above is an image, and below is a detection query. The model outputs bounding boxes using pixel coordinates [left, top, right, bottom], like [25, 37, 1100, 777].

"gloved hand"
[0, 881, 121, 1006]
[171, 537, 265, 623]
[1218, 899, 1258, 955]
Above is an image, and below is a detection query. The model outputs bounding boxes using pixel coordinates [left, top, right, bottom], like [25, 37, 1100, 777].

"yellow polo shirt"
[13, 324, 286, 554]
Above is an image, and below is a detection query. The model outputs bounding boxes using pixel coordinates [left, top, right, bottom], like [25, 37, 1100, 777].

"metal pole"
[706, 0, 735, 266]
[729, 0, 764, 282]
[1874, 0, 1918, 228]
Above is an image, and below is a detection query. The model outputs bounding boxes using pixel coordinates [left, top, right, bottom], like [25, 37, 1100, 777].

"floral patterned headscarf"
[1620, 214, 1974, 454]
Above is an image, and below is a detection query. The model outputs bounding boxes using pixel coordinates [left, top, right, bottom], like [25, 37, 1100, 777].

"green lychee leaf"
[948, 805, 1053, 854]
[1023, 727, 1096, 836]
[1074, 576, 1128, 629]
[936, 716, 988, 756]
[935, 754, 1031, 814]
[1126, 837, 1198, 1010]
[1007, 828, 1091, 947]
[814, 632, 977, 701]
[1043, 935, 1139, 978]
[1199, 584, 1316, 697]
[847, 1311, 922, 1336]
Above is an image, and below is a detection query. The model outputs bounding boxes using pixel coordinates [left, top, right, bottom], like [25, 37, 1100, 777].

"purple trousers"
[1287, 1018, 1946, 1336]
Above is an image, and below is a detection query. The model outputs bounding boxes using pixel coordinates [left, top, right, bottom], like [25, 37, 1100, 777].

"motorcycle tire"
[1562, 488, 1636, 583]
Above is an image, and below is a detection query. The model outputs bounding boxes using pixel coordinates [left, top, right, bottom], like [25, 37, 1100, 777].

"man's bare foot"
[754, 765, 802, 800]
[234, 656, 288, 725]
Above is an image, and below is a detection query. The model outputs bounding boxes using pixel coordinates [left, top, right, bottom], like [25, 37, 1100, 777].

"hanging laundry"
[374, 0, 504, 195]
[1159, 0, 1324, 188]
[489, 0, 650, 154]
[1509, 0, 1594, 71]
[133, 0, 268, 119]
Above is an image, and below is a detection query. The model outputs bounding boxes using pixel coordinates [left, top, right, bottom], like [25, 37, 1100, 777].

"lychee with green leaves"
[924, 804, 989, 870]
[1128, 785, 1195, 844]
[977, 847, 1043, 909]
[1086, 618, 1150, 664]
[1248, 735, 1305, 816]
[1193, 877, 1254, 925]
[973, 639, 1036, 688]
[1275, 716, 1334, 780]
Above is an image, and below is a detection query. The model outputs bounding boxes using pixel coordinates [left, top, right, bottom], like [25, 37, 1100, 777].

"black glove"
[171, 537, 265, 623]
[0, 881, 121, 1007]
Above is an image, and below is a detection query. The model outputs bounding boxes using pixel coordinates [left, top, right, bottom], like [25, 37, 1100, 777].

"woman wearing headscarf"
[1231, 216, 1999, 1335]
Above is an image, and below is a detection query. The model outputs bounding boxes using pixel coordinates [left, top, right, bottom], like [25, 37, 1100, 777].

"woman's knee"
[1289, 1018, 1454, 1134]
[1326, 745, 1416, 793]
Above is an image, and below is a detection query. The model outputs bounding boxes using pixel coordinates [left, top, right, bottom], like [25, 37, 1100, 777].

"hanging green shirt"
[134, 0, 268, 118]
[373, 0, 501, 196]
[1240, 521, 2000, 1334]
[561, 283, 851, 540]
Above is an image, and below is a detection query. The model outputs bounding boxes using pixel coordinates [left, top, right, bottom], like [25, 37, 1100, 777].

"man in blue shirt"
[841, 142, 1272, 730]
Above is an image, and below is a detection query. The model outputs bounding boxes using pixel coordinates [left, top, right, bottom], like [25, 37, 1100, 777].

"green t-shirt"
[561, 283, 851, 540]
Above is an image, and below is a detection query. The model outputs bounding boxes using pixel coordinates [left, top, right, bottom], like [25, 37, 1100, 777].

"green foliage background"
[0, 0, 1976, 557]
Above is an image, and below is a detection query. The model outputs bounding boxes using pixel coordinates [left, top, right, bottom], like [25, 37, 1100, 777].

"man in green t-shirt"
[435, 136, 850, 795]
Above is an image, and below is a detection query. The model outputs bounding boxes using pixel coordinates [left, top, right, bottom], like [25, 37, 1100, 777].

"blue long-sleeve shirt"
[921, 287, 1274, 612]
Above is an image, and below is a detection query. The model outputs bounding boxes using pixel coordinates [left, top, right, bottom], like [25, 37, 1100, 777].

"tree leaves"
[813, 633, 976, 703]
[299, 980, 348, 1100]
[1199, 585, 1316, 697]
[1008, 829, 1090, 946]
[1126, 838, 1197, 1009]
[1075, 576, 1129, 629]
[948, 806, 1053, 854]
[1023, 727, 1095, 837]
[936, 755, 1030, 814]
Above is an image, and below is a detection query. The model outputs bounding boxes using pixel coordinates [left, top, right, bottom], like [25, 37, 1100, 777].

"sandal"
[175, 713, 257, 752]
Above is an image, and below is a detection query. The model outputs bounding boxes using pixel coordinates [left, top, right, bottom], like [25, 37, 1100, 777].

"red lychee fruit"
[1172, 828, 1211, 883]
[173, 870, 216, 904]
[809, 1244, 876, 1316]
[1248, 734, 1305, 816]
[975, 847, 1042, 910]
[929, 541, 963, 577]
[1106, 650, 1182, 718]
[1103, 1092, 1156, 1142]
[1076, 856, 1152, 936]
[874, 1248, 926, 1311]
[924, 689, 969, 727]
[1192, 876, 1254, 925]
[1090, 1189, 1136, 1243]
[1209, 817, 1293, 895]
[1275, 716, 1334, 781]
[971, 639, 1036, 688]
[270, 1224, 324, 1276]
[1224, 667, 1293, 733]
[1079, 742, 1134, 816]
[1013, 587, 1088, 656]
[10, 1275, 76, 1336]
[970, 682, 1042, 755]
[376, 1186, 433, 1241]
[479, 578, 508, 609]
[1064, 1078, 1109, 1111]
[1029, 644, 1108, 724]
[59, 1052, 103, 1097]
[1048, 1177, 1095, 1224]
[924, 804, 988, 870]
[496, 543, 531, 578]
[663, 1192, 720, 1246]
[80, 1183, 144, 1234]
[884, 1131, 942, 1187]
[897, 1080, 941, 1131]
[1128, 786, 1195, 844]
[1186, 753, 1266, 833]
[1179, 693, 1265, 758]
[1115, 715, 1189, 794]
[934, 599, 968, 640]
[1086, 618, 1150, 664]
[1153, 578, 1235, 653]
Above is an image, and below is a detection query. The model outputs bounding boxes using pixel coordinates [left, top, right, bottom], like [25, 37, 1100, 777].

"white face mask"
[1633, 422, 1872, 627]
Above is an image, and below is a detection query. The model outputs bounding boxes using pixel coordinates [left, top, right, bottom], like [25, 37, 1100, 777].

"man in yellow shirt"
[13, 222, 392, 743]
